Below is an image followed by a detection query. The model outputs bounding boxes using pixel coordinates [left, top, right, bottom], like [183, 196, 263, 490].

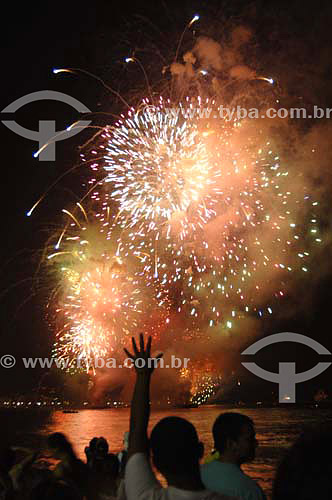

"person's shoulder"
[201, 460, 238, 476]
[125, 452, 162, 499]
[236, 471, 266, 500]
[125, 452, 154, 479]
[201, 460, 223, 472]
[201, 461, 234, 488]
[201, 462, 262, 498]
[126, 451, 147, 467]
[76, 458, 87, 466]
[74, 458, 88, 473]
[106, 452, 119, 463]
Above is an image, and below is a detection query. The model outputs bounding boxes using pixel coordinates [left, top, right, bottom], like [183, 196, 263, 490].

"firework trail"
[35, 18, 323, 402]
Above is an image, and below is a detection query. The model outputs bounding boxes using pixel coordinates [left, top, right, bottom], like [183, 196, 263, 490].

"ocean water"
[1, 406, 331, 498]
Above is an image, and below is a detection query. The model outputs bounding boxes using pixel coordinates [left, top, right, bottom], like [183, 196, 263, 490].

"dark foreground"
[1, 406, 331, 498]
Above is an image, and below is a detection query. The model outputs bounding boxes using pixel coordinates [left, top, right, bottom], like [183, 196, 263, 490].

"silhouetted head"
[88, 437, 98, 452]
[47, 433, 75, 460]
[30, 479, 82, 500]
[150, 416, 204, 478]
[213, 412, 257, 465]
[95, 437, 108, 458]
[273, 424, 332, 500]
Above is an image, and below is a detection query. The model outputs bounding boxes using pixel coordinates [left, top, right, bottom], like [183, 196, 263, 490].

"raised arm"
[124, 333, 162, 458]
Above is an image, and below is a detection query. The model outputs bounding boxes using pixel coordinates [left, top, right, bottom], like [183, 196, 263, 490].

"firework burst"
[92, 99, 320, 328]
[100, 98, 221, 243]
[33, 23, 323, 404]
[48, 207, 144, 372]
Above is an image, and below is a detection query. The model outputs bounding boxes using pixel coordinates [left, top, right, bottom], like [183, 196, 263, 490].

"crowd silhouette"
[0, 334, 331, 499]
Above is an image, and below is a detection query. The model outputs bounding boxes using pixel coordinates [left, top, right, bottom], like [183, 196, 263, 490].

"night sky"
[1, 0, 332, 400]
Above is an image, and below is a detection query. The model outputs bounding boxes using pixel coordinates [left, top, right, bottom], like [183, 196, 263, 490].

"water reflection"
[2, 406, 331, 499]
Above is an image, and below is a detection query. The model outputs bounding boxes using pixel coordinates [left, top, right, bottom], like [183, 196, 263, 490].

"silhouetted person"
[272, 424, 332, 500]
[96, 454, 119, 499]
[9, 447, 43, 497]
[85, 438, 98, 467]
[123, 333, 233, 500]
[93, 438, 109, 466]
[201, 412, 266, 500]
[87, 438, 119, 499]
[47, 433, 88, 498]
